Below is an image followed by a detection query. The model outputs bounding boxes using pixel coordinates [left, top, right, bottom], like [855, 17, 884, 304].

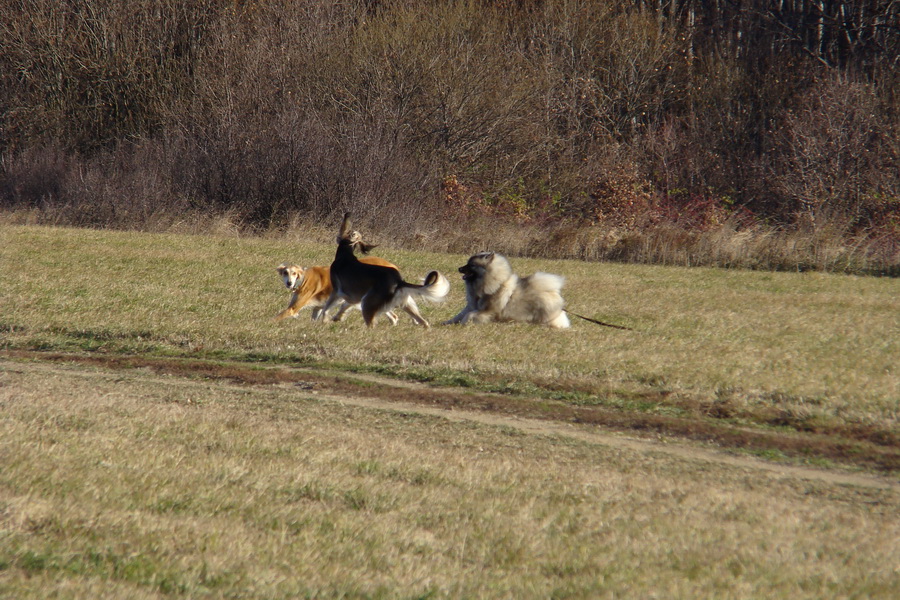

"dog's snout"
[458, 266, 467, 273]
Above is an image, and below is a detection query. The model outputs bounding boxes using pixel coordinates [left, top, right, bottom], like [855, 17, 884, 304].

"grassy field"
[2, 226, 898, 463]
[1, 224, 899, 597]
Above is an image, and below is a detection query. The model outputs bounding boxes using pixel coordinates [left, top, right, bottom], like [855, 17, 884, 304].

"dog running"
[444, 251, 570, 328]
[274, 260, 401, 324]
[317, 213, 449, 328]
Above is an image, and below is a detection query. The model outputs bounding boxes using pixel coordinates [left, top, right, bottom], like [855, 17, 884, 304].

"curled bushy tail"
[527, 272, 565, 294]
[416, 270, 450, 302]
[387, 270, 450, 315]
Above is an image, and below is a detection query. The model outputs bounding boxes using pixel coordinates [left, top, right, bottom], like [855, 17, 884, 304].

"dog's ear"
[338, 212, 352, 240]
[348, 230, 378, 254]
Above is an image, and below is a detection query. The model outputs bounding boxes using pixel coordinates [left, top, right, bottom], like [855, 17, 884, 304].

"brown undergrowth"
[3, 2, 898, 275]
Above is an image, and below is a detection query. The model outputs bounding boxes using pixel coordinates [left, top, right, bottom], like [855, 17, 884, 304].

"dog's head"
[349, 230, 378, 253]
[461, 251, 513, 296]
[335, 214, 379, 254]
[459, 251, 494, 282]
[276, 263, 305, 290]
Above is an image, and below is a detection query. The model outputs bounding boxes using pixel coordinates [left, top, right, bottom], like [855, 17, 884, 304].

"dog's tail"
[397, 270, 450, 304]
[525, 272, 565, 295]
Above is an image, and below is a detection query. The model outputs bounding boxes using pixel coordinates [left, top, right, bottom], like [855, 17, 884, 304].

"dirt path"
[6, 355, 895, 492]
[316, 374, 900, 492]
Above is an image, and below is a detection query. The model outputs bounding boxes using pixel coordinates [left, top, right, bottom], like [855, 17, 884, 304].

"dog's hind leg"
[546, 310, 571, 329]
[360, 291, 400, 328]
[400, 297, 430, 328]
[361, 303, 380, 328]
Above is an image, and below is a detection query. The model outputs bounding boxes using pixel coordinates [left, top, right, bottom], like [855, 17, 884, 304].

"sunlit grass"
[2, 225, 898, 434]
[2, 225, 899, 598]
[1, 360, 898, 599]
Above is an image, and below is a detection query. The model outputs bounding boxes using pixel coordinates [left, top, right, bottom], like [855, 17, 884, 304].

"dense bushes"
[1, 0, 898, 271]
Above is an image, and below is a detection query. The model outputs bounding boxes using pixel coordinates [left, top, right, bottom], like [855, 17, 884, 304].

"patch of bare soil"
[3, 350, 899, 490]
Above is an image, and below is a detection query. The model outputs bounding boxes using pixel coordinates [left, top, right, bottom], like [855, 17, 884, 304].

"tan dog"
[274, 258, 402, 324]
[318, 213, 449, 328]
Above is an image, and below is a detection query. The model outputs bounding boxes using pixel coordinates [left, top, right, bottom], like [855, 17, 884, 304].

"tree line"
[1, 0, 897, 259]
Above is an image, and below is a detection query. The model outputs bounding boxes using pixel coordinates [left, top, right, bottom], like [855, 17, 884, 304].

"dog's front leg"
[316, 291, 341, 322]
[331, 301, 356, 322]
[462, 310, 494, 324]
[443, 306, 473, 325]
[442, 284, 480, 325]
[274, 291, 303, 321]
[279, 284, 325, 322]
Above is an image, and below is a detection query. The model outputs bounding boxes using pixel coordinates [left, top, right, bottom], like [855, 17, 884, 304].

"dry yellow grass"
[2, 224, 899, 597]
[1, 225, 897, 444]
[1, 359, 898, 599]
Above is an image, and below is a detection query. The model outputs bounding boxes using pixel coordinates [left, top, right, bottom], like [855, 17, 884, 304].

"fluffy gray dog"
[443, 251, 570, 328]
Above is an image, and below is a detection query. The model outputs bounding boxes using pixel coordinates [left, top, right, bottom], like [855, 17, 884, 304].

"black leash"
[564, 309, 633, 331]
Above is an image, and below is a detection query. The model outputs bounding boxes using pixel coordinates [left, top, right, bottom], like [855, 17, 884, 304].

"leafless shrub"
[0, 0, 219, 150]
[0, 1, 897, 274]
[535, 3, 690, 146]
[771, 73, 899, 230]
[0, 144, 73, 209]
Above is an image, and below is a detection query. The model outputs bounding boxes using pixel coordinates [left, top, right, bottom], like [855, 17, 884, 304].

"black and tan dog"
[317, 213, 449, 328]
[274, 261, 401, 324]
